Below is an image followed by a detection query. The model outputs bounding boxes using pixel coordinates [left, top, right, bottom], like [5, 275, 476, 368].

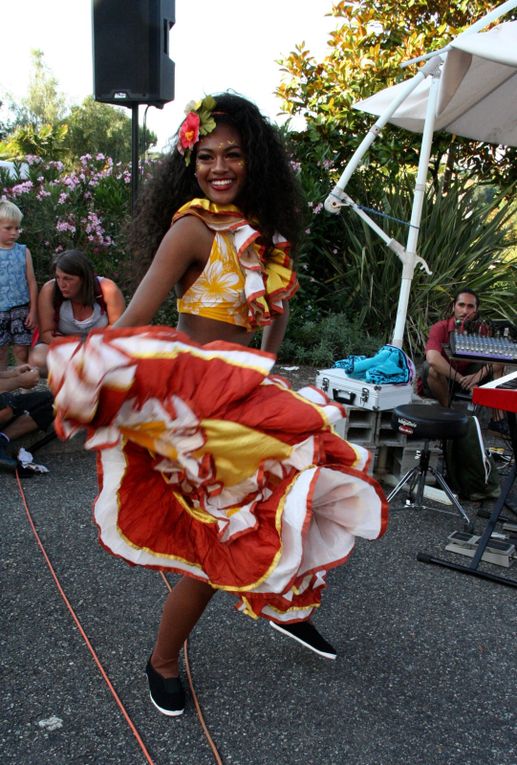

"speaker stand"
[131, 103, 140, 213]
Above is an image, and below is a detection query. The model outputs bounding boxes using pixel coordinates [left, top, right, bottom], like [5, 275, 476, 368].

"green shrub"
[278, 310, 385, 365]
[2, 153, 132, 294]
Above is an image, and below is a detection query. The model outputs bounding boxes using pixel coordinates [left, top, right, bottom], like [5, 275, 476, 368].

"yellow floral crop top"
[174, 199, 299, 330]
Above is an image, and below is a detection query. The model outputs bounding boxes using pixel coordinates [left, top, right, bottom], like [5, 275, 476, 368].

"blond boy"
[0, 200, 38, 368]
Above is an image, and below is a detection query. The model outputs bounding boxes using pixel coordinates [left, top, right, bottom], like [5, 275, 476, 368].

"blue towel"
[334, 345, 415, 385]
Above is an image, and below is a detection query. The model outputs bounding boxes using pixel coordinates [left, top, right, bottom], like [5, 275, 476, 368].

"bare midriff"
[177, 312, 254, 346]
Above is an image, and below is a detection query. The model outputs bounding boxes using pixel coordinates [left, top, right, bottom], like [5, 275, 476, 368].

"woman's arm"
[37, 281, 59, 344]
[99, 278, 126, 324]
[260, 302, 290, 355]
[115, 217, 212, 328]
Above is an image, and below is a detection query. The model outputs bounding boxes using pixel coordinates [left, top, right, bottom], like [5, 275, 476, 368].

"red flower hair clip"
[177, 95, 217, 166]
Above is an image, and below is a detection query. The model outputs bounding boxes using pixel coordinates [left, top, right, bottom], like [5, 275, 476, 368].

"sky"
[1, 0, 338, 151]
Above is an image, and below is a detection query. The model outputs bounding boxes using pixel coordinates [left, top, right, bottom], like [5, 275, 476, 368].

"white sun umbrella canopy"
[325, 5, 517, 349]
[355, 21, 517, 146]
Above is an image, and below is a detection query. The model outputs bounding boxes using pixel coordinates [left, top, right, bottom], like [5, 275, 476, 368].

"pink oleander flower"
[56, 219, 76, 234]
[10, 181, 34, 196]
[178, 111, 201, 155]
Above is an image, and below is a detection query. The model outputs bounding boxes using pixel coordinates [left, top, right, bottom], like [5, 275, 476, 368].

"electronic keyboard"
[473, 369, 517, 413]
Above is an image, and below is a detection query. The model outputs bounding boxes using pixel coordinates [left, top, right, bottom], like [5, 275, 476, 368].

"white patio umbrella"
[324, 1, 517, 348]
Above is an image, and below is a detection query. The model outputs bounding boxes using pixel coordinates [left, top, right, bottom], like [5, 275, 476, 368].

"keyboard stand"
[417, 411, 517, 588]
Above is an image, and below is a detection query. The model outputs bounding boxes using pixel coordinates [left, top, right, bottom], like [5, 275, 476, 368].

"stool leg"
[387, 444, 471, 528]
[427, 467, 473, 531]
[387, 466, 422, 503]
[414, 448, 430, 507]
[388, 444, 431, 508]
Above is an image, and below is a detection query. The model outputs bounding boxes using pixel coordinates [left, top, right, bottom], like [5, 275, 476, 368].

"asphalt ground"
[1, 413, 516, 765]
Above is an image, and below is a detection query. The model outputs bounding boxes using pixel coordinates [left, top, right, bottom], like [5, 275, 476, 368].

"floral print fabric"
[175, 199, 299, 329]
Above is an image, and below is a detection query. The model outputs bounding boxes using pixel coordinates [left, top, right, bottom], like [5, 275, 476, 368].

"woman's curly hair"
[128, 92, 305, 281]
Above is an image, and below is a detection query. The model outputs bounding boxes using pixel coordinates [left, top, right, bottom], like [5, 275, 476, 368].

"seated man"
[419, 287, 507, 434]
[0, 364, 54, 471]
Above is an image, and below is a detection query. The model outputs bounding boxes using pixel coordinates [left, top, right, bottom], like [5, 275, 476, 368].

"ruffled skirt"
[48, 327, 388, 622]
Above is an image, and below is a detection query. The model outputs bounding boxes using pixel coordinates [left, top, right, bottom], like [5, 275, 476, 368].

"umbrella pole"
[324, 57, 442, 214]
[455, 0, 517, 40]
[391, 70, 441, 349]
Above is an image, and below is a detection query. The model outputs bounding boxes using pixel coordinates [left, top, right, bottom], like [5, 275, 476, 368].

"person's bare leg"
[3, 414, 37, 440]
[28, 344, 49, 377]
[0, 345, 8, 370]
[12, 344, 29, 365]
[151, 577, 215, 677]
[426, 367, 449, 407]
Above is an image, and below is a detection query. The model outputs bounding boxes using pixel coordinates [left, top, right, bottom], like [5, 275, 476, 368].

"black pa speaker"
[92, 0, 175, 107]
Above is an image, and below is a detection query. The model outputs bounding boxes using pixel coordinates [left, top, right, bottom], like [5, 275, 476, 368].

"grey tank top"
[58, 300, 108, 338]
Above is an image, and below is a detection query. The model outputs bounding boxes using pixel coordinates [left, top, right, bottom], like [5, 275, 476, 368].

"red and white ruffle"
[48, 327, 388, 622]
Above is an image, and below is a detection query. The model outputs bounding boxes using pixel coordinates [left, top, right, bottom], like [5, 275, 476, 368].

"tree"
[0, 51, 156, 164]
[275, 1, 517, 349]
[61, 97, 157, 165]
[0, 50, 68, 160]
[0, 99, 16, 141]
[277, 0, 517, 187]
[0, 122, 68, 160]
[22, 49, 67, 127]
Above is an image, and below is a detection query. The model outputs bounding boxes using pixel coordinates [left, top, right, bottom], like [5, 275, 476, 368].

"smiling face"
[194, 123, 247, 205]
[0, 219, 21, 249]
[55, 267, 83, 300]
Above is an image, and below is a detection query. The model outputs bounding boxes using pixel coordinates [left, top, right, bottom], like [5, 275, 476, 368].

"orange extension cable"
[16, 472, 225, 765]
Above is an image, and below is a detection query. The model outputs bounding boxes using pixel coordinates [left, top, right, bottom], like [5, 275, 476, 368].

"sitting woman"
[30, 249, 126, 373]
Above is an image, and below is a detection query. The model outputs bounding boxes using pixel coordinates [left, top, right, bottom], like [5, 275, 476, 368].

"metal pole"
[131, 103, 139, 215]
[391, 69, 440, 348]
[324, 56, 443, 214]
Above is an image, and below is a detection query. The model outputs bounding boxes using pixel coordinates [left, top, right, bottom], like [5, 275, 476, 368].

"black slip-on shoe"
[270, 620, 337, 660]
[145, 658, 185, 716]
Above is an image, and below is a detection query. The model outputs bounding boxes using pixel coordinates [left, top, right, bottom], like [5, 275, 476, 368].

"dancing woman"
[48, 93, 388, 717]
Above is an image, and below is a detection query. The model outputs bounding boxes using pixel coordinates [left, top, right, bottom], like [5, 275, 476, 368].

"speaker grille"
[92, 0, 175, 105]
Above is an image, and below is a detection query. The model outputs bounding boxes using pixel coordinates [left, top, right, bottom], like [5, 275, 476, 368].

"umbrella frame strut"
[324, 0, 517, 349]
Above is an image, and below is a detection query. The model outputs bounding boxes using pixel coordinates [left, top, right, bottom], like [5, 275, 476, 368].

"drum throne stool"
[387, 403, 473, 531]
